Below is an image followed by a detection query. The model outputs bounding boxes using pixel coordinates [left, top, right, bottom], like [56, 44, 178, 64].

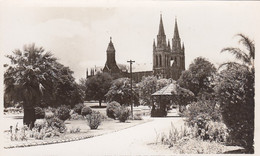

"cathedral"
[87, 14, 186, 82]
[153, 14, 185, 80]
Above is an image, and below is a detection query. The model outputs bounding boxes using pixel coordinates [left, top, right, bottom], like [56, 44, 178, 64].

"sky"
[1, 1, 260, 82]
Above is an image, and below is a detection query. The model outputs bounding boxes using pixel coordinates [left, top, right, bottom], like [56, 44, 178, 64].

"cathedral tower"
[103, 37, 121, 74]
[153, 15, 185, 80]
[153, 14, 171, 79]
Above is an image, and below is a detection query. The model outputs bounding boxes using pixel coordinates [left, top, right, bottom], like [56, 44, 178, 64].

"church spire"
[172, 18, 181, 53]
[158, 14, 165, 36]
[107, 36, 115, 52]
[157, 13, 167, 49]
[174, 18, 180, 39]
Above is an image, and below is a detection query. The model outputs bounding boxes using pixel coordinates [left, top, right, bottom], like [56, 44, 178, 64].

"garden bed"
[4, 117, 151, 149]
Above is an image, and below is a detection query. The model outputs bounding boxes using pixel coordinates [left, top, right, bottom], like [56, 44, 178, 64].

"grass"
[3, 102, 151, 148]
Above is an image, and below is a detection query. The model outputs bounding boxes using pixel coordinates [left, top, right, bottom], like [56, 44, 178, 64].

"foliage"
[216, 34, 255, 152]
[69, 127, 81, 133]
[184, 100, 221, 127]
[215, 65, 254, 149]
[138, 76, 171, 106]
[4, 44, 58, 125]
[106, 101, 121, 119]
[131, 112, 143, 120]
[85, 72, 113, 107]
[106, 78, 139, 106]
[117, 106, 130, 122]
[69, 113, 84, 120]
[55, 105, 71, 121]
[81, 106, 92, 116]
[73, 103, 84, 115]
[45, 117, 67, 133]
[4, 44, 83, 125]
[158, 123, 229, 154]
[86, 111, 102, 129]
[178, 57, 216, 98]
[35, 107, 45, 119]
[138, 76, 157, 106]
[171, 84, 195, 112]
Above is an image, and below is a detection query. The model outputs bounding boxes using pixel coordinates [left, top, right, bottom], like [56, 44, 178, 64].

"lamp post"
[127, 59, 135, 118]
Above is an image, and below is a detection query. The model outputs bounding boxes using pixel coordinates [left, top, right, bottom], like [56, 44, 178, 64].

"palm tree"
[220, 34, 255, 71]
[4, 43, 57, 127]
[219, 34, 255, 152]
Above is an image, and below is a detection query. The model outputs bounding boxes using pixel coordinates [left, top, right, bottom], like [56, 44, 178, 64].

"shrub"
[69, 127, 81, 133]
[131, 112, 143, 120]
[215, 66, 254, 151]
[117, 106, 130, 122]
[70, 113, 84, 120]
[46, 117, 67, 133]
[55, 105, 71, 121]
[45, 111, 55, 119]
[81, 106, 92, 116]
[106, 101, 121, 119]
[184, 100, 221, 127]
[74, 103, 84, 115]
[86, 111, 102, 129]
[35, 107, 45, 119]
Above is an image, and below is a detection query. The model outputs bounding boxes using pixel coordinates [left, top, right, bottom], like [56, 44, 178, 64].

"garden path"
[2, 110, 184, 156]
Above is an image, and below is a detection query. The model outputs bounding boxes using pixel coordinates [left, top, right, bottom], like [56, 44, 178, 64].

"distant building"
[87, 14, 186, 82]
[153, 14, 185, 80]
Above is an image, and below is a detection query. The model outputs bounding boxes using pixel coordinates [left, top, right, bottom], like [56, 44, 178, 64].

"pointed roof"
[158, 14, 165, 36]
[107, 37, 115, 51]
[173, 18, 180, 39]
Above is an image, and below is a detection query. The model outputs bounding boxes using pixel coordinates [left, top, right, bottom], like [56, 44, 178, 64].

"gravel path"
[2, 115, 185, 156]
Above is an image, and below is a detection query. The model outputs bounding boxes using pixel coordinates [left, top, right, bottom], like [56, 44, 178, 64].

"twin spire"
[156, 14, 184, 52]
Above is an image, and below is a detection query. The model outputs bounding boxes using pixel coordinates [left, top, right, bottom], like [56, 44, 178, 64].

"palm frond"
[237, 33, 255, 60]
[221, 47, 250, 64]
[218, 61, 248, 71]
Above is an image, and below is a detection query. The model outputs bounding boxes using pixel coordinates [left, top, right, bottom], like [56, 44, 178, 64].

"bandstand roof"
[152, 82, 178, 96]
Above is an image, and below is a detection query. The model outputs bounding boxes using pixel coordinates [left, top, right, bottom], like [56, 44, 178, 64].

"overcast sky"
[1, 1, 259, 81]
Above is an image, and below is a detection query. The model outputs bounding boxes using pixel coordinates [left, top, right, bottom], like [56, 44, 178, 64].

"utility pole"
[127, 60, 135, 119]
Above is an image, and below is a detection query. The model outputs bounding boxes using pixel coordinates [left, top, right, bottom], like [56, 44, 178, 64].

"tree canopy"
[106, 78, 139, 106]
[177, 57, 216, 98]
[85, 72, 113, 107]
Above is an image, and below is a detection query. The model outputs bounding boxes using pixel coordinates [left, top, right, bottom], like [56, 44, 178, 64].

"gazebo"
[151, 81, 194, 117]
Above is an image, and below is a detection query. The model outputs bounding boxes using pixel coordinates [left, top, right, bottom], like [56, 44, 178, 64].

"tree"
[53, 63, 84, 108]
[138, 76, 171, 106]
[4, 44, 58, 127]
[85, 72, 113, 107]
[178, 57, 216, 98]
[216, 34, 255, 152]
[138, 76, 157, 106]
[106, 78, 139, 106]
[172, 84, 195, 112]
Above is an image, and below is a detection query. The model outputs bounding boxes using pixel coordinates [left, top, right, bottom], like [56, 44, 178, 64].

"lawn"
[3, 102, 152, 149]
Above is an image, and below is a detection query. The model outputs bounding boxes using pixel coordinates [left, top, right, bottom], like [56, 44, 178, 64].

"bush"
[86, 111, 102, 129]
[106, 101, 121, 119]
[215, 66, 254, 151]
[70, 113, 84, 120]
[184, 100, 221, 127]
[117, 106, 130, 122]
[73, 103, 84, 115]
[81, 106, 92, 116]
[55, 105, 71, 121]
[35, 107, 45, 119]
[46, 117, 67, 133]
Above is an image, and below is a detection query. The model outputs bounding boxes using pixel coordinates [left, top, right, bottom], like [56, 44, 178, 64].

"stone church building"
[87, 14, 186, 82]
